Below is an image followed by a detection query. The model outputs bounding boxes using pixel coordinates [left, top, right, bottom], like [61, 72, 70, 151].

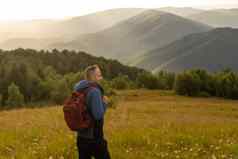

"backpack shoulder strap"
[83, 83, 98, 96]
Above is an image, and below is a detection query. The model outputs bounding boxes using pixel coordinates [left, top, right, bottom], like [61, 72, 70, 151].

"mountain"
[51, 10, 211, 63]
[52, 8, 145, 37]
[0, 38, 62, 50]
[134, 28, 238, 73]
[189, 9, 238, 28]
[0, 8, 144, 42]
[158, 7, 204, 17]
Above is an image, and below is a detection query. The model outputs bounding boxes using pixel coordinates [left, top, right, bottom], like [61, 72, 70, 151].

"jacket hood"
[74, 80, 104, 94]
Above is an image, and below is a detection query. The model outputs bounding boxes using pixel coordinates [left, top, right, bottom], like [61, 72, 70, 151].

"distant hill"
[0, 8, 144, 42]
[158, 7, 204, 17]
[0, 38, 62, 50]
[0, 19, 58, 42]
[189, 9, 238, 28]
[133, 28, 238, 73]
[53, 8, 145, 37]
[51, 10, 211, 63]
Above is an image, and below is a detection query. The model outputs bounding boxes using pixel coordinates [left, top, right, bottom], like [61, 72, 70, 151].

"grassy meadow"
[0, 90, 238, 159]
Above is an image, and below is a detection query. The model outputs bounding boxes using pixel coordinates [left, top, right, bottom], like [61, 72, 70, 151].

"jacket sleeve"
[102, 100, 107, 112]
[86, 88, 105, 120]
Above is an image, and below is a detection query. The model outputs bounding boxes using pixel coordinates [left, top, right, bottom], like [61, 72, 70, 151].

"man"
[73, 64, 111, 159]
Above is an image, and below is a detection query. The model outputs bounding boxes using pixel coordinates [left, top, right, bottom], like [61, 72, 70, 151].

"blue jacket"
[73, 80, 107, 139]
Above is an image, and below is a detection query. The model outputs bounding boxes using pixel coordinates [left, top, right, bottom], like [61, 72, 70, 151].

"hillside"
[0, 38, 62, 50]
[1, 90, 238, 158]
[0, 8, 144, 43]
[54, 8, 145, 36]
[158, 7, 204, 17]
[189, 9, 238, 28]
[51, 10, 211, 63]
[133, 28, 238, 73]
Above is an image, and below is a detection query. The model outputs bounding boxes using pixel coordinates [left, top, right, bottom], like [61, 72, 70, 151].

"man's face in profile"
[94, 67, 103, 81]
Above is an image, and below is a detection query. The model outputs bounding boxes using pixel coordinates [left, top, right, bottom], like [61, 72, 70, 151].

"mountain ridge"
[51, 9, 211, 63]
[189, 9, 238, 28]
[134, 27, 238, 72]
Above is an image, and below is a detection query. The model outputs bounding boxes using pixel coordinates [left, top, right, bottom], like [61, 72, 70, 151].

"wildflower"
[49, 156, 53, 159]
[212, 154, 217, 159]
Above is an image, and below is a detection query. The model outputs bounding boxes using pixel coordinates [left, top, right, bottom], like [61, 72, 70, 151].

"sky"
[0, 0, 238, 21]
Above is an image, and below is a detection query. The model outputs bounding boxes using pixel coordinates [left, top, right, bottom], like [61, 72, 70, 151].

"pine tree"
[6, 83, 24, 107]
[50, 79, 71, 104]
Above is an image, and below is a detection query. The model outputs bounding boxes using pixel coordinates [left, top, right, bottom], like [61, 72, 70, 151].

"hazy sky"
[0, 0, 238, 21]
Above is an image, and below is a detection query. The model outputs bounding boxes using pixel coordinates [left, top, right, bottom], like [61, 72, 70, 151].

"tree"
[42, 66, 61, 80]
[174, 70, 202, 96]
[111, 74, 130, 90]
[136, 72, 161, 89]
[155, 71, 176, 89]
[6, 83, 24, 107]
[0, 94, 2, 107]
[50, 79, 71, 104]
[64, 71, 84, 91]
[214, 71, 238, 99]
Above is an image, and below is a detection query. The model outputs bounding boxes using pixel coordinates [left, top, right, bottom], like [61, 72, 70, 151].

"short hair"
[84, 64, 100, 80]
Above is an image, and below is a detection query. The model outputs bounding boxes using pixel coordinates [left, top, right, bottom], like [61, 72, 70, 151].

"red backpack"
[63, 83, 97, 131]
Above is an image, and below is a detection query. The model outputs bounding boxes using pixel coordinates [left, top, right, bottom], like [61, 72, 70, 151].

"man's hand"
[103, 96, 109, 104]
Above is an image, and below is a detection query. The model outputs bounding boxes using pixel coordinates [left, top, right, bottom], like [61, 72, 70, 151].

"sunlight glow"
[0, 0, 237, 21]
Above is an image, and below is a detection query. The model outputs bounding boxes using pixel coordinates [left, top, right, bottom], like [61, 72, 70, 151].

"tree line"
[0, 48, 145, 108]
[115, 69, 238, 100]
[0, 48, 237, 109]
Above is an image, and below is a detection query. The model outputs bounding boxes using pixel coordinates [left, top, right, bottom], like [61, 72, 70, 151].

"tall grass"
[0, 90, 238, 158]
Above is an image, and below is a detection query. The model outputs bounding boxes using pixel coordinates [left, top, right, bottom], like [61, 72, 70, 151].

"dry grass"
[0, 89, 238, 159]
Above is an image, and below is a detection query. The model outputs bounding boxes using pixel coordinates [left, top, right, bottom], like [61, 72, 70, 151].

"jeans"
[77, 136, 111, 159]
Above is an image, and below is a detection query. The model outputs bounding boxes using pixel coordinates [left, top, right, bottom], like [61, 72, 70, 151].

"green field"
[0, 90, 238, 159]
